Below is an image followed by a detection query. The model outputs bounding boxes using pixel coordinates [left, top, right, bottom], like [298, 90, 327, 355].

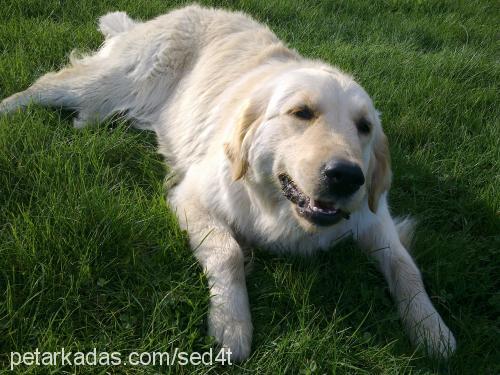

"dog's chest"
[249, 216, 356, 255]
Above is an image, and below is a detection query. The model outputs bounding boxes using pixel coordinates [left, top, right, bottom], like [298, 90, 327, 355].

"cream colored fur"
[0, 5, 455, 361]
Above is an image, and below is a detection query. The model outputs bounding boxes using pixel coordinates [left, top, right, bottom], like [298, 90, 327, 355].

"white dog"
[0, 5, 456, 360]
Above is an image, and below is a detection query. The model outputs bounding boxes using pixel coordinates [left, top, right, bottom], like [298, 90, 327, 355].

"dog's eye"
[356, 118, 371, 134]
[292, 107, 315, 121]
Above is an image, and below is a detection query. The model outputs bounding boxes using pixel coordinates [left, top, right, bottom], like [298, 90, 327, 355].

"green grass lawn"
[0, 0, 498, 373]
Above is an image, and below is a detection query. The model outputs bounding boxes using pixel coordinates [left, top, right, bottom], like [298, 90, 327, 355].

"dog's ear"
[367, 129, 392, 213]
[224, 98, 263, 180]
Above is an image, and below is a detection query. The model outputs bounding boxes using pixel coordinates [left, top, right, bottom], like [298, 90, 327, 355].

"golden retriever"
[0, 5, 455, 360]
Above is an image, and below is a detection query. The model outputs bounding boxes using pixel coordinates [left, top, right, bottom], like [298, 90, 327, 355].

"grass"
[0, 0, 498, 373]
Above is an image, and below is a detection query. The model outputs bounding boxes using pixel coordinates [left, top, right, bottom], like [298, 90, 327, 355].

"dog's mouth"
[278, 173, 350, 227]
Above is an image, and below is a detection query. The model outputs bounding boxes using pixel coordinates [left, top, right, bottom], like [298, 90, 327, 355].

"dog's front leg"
[356, 198, 456, 358]
[196, 227, 252, 361]
[171, 193, 252, 361]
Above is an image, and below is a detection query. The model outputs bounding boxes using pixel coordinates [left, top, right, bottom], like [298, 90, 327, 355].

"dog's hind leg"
[0, 11, 139, 119]
[0, 21, 144, 128]
[1, 7, 204, 129]
[0, 63, 97, 119]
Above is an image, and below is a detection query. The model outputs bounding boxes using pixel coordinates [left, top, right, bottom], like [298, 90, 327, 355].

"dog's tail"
[395, 216, 416, 250]
[98, 12, 137, 38]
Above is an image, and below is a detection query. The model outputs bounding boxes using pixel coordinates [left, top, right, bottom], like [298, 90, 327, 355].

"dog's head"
[224, 64, 391, 231]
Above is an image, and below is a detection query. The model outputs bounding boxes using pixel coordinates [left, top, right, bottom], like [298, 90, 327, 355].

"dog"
[0, 5, 456, 361]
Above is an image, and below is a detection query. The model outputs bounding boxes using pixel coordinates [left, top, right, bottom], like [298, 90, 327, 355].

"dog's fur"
[0, 5, 456, 360]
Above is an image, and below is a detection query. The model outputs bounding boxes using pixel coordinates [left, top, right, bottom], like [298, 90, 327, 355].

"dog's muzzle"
[278, 173, 350, 226]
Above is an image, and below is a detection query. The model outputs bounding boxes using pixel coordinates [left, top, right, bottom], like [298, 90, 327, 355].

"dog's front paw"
[208, 308, 253, 362]
[412, 317, 456, 359]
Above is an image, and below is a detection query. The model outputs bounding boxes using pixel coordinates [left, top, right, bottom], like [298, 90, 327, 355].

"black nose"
[323, 160, 365, 197]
